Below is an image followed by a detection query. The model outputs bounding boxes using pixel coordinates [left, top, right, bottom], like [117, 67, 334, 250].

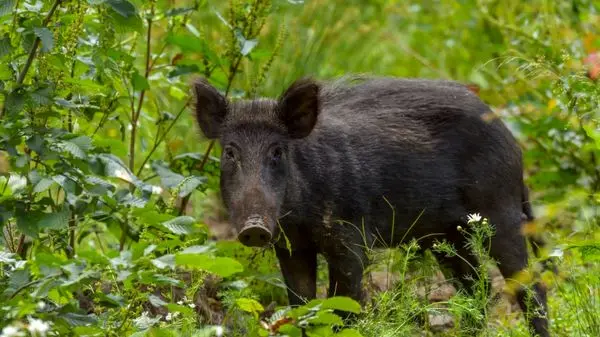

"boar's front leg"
[275, 246, 317, 306]
[325, 243, 367, 303]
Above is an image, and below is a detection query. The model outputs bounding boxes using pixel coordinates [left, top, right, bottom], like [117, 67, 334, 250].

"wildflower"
[188, 303, 196, 309]
[27, 318, 51, 337]
[36, 301, 46, 310]
[467, 213, 482, 224]
[165, 313, 173, 321]
[0, 325, 25, 337]
[177, 300, 184, 305]
[456, 225, 463, 231]
[215, 326, 224, 337]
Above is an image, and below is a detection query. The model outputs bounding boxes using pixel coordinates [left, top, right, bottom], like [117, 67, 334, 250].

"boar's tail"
[522, 183, 558, 274]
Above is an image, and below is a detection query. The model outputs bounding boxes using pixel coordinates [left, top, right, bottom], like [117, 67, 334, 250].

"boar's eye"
[269, 146, 283, 167]
[223, 146, 236, 162]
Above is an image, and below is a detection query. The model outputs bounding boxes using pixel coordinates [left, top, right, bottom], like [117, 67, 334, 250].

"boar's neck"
[281, 123, 367, 230]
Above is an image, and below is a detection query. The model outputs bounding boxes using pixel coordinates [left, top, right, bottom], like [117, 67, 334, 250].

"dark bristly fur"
[192, 76, 550, 337]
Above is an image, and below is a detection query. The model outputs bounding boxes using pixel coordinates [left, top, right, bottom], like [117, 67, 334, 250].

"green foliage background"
[0, 0, 599, 336]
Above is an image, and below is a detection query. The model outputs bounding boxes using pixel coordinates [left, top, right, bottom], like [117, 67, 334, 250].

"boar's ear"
[192, 78, 227, 139]
[278, 78, 320, 139]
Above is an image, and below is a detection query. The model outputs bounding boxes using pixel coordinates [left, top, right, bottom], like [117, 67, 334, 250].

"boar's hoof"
[238, 220, 272, 247]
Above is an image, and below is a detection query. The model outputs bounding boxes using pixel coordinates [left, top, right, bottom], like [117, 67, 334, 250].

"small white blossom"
[176, 300, 184, 305]
[27, 318, 51, 337]
[1, 325, 25, 337]
[467, 213, 482, 224]
[188, 303, 196, 309]
[215, 326, 224, 337]
[165, 313, 173, 321]
[36, 301, 46, 310]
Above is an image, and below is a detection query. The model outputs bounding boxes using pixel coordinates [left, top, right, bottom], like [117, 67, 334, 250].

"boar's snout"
[238, 215, 273, 247]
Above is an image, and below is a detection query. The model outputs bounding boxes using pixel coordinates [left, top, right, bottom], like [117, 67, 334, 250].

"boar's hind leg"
[490, 213, 549, 337]
[433, 230, 490, 332]
[434, 230, 489, 295]
[275, 246, 317, 306]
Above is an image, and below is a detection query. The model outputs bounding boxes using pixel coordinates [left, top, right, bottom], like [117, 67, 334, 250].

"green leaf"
[162, 216, 196, 235]
[177, 176, 205, 198]
[17, 213, 41, 238]
[149, 294, 168, 307]
[31, 86, 53, 105]
[107, 4, 143, 33]
[168, 64, 199, 78]
[33, 177, 56, 193]
[0, 36, 12, 58]
[236, 298, 264, 315]
[0, 0, 15, 16]
[175, 254, 243, 277]
[70, 136, 93, 152]
[334, 329, 364, 337]
[167, 34, 203, 53]
[34, 27, 54, 52]
[321, 297, 361, 314]
[152, 162, 184, 188]
[38, 207, 70, 230]
[55, 140, 87, 159]
[61, 313, 98, 326]
[106, 0, 137, 17]
[234, 29, 258, 56]
[132, 71, 149, 91]
[310, 311, 343, 326]
[152, 254, 175, 270]
[0, 251, 16, 263]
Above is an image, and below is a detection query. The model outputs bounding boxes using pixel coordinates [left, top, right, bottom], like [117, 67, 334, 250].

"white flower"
[215, 326, 224, 337]
[176, 300, 184, 305]
[1, 325, 25, 337]
[188, 303, 196, 309]
[467, 213, 482, 224]
[36, 301, 46, 310]
[165, 313, 172, 321]
[27, 318, 51, 337]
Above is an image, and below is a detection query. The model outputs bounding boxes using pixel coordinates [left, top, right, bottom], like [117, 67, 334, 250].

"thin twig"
[129, 11, 154, 174]
[136, 97, 192, 176]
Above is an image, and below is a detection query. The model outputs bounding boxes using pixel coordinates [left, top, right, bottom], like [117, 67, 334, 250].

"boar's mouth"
[237, 214, 274, 247]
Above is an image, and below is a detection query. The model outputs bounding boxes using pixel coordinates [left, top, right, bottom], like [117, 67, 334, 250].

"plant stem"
[136, 97, 191, 177]
[16, 234, 26, 259]
[67, 209, 76, 258]
[128, 3, 154, 176]
[0, 0, 62, 120]
[122, 3, 154, 250]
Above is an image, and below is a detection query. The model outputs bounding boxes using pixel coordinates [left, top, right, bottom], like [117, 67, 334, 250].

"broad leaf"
[162, 216, 196, 235]
[0, 36, 11, 58]
[33, 27, 54, 52]
[175, 254, 243, 277]
[106, 0, 136, 18]
[38, 207, 70, 230]
[321, 297, 361, 314]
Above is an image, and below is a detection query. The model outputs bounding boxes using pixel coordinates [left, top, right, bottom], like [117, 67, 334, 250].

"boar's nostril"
[238, 221, 272, 247]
